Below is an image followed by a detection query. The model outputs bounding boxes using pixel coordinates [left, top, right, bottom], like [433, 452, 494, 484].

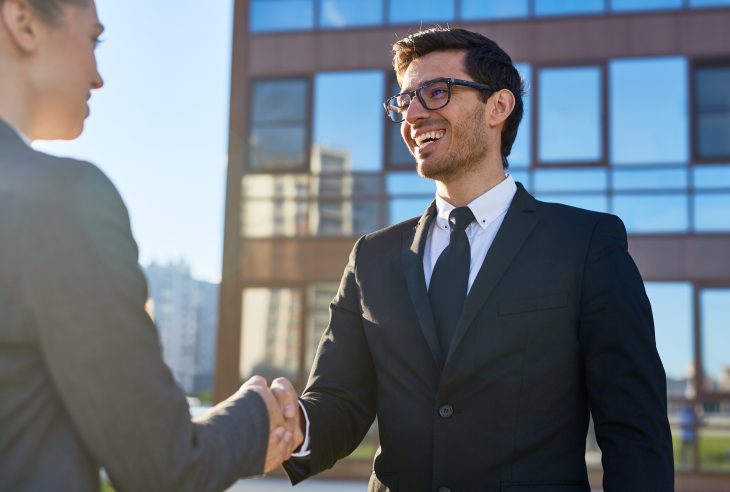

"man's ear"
[487, 89, 516, 128]
[0, 0, 42, 54]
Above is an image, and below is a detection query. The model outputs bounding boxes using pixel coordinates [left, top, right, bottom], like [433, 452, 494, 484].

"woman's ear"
[1, 0, 42, 54]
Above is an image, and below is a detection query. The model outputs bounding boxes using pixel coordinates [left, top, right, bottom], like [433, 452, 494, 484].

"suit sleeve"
[19, 162, 268, 492]
[579, 214, 674, 491]
[283, 236, 377, 483]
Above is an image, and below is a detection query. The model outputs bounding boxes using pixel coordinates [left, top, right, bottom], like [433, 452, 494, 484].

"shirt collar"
[434, 173, 518, 231]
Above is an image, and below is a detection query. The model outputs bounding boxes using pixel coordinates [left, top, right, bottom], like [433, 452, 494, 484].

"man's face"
[399, 50, 491, 182]
[30, 0, 104, 140]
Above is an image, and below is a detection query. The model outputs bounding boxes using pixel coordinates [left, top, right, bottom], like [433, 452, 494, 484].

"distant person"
[0, 0, 300, 490]
[679, 403, 700, 469]
[277, 27, 675, 491]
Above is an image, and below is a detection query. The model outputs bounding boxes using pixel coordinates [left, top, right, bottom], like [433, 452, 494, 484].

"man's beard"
[415, 104, 489, 183]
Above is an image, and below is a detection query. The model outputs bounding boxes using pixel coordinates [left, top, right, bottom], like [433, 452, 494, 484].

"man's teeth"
[415, 130, 445, 147]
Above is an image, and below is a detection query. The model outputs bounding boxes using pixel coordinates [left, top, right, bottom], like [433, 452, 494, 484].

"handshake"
[239, 375, 304, 473]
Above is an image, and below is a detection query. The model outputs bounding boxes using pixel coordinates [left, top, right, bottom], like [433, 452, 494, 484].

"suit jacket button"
[437, 487, 451, 492]
[438, 404, 454, 419]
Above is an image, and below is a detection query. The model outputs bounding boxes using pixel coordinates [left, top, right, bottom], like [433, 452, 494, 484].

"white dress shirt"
[293, 174, 517, 458]
[424, 174, 517, 293]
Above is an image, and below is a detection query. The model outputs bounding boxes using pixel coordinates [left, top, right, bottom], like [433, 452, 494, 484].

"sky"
[34, 0, 233, 283]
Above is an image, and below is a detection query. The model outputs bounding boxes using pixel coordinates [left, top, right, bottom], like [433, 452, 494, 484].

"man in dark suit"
[282, 27, 674, 491]
[0, 1, 299, 490]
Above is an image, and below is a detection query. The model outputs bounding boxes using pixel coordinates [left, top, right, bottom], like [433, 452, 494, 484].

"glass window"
[314, 71, 383, 172]
[694, 193, 730, 231]
[242, 174, 309, 198]
[510, 63, 532, 168]
[461, 0, 528, 20]
[700, 289, 730, 392]
[387, 173, 436, 195]
[311, 173, 382, 198]
[249, 79, 309, 171]
[310, 199, 381, 235]
[534, 0, 605, 16]
[695, 65, 730, 159]
[613, 193, 688, 232]
[534, 193, 608, 212]
[611, 0, 682, 11]
[509, 170, 530, 189]
[241, 199, 309, 237]
[389, 0, 455, 24]
[690, 0, 730, 6]
[240, 288, 301, 383]
[538, 67, 602, 162]
[694, 165, 730, 189]
[250, 0, 314, 32]
[388, 80, 414, 167]
[613, 168, 688, 191]
[610, 57, 688, 165]
[389, 198, 431, 224]
[533, 168, 607, 193]
[645, 282, 694, 389]
[320, 0, 383, 28]
[306, 283, 339, 369]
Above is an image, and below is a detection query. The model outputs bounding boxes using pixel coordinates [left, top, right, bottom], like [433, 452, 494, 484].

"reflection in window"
[694, 165, 730, 189]
[695, 65, 730, 159]
[694, 193, 730, 231]
[534, 0, 605, 16]
[613, 193, 688, 232]
[311, 173, 382, 198]
[645, 282, 694, 392]
[310, 199, 380, 235]
[242, 174, 309, 198]
[250, 0, 314, 32]
[613, 168, 688, 191]
[700, 289, 730, 392]
[241, 199, 309, 238]
[249, 79, 309, 171]
[461, 0, 528, 19]
[389, 0, 455, 23]
[320, 0, 383, 28]
[611, 0, 682, 11]
[314, 71, 383, 172]
[539, 67, 602, 162]
[306, 283, 339, 368]
[534, 193, 608, 213]
[510, 64, 532, 168]
[610, 57, 688, 165]
[240, 288, 301, 383]
[533, 168, 607, 192]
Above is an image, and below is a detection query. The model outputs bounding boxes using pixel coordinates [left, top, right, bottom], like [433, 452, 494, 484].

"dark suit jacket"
[285, 183, 674, 491]
[0, 119, 268, 492]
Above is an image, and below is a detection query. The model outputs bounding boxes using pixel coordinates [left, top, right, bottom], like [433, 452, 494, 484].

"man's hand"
[239, 375, 293, 473]
[270, 377, 305, 454]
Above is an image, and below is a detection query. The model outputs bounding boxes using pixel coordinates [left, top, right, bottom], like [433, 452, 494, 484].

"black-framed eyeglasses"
[383, 77, 493, 123]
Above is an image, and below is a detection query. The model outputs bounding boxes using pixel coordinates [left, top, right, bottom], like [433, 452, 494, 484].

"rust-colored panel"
[629, 235, 730, 282]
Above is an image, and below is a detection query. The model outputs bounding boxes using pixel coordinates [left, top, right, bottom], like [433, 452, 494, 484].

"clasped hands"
[240, 375, 304, 473]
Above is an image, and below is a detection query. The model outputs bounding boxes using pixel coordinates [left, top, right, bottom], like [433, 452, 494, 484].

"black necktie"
[428, 206, 475, 355]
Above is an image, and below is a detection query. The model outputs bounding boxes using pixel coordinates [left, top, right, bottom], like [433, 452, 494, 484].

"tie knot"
[449, 207, 475, 231]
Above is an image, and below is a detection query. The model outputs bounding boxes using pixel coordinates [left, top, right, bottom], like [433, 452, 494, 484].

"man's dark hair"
[0, 0, 90, 24]
[392, 27, 525, 168]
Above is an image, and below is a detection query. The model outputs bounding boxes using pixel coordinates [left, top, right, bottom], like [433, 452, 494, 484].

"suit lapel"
[446, 184, 540, 362]
[401, 201, 445, 368]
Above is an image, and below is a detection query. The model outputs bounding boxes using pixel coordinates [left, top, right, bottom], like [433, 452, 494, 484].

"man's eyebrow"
[399, 77, 444, 94]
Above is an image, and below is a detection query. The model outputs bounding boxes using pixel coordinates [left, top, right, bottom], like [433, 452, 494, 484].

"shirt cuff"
[289, 400, 311, 458]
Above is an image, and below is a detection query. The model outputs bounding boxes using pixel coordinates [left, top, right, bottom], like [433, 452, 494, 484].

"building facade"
[218, 0, 730, 487]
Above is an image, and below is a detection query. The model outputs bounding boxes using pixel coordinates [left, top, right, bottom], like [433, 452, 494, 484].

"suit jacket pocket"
[498, 293, 568, 316]
[500, 480, 589, 492]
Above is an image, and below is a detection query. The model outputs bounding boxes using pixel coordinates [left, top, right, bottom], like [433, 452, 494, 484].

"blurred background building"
[145, 260, 218, 398]
[216, 0, 730, 489]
